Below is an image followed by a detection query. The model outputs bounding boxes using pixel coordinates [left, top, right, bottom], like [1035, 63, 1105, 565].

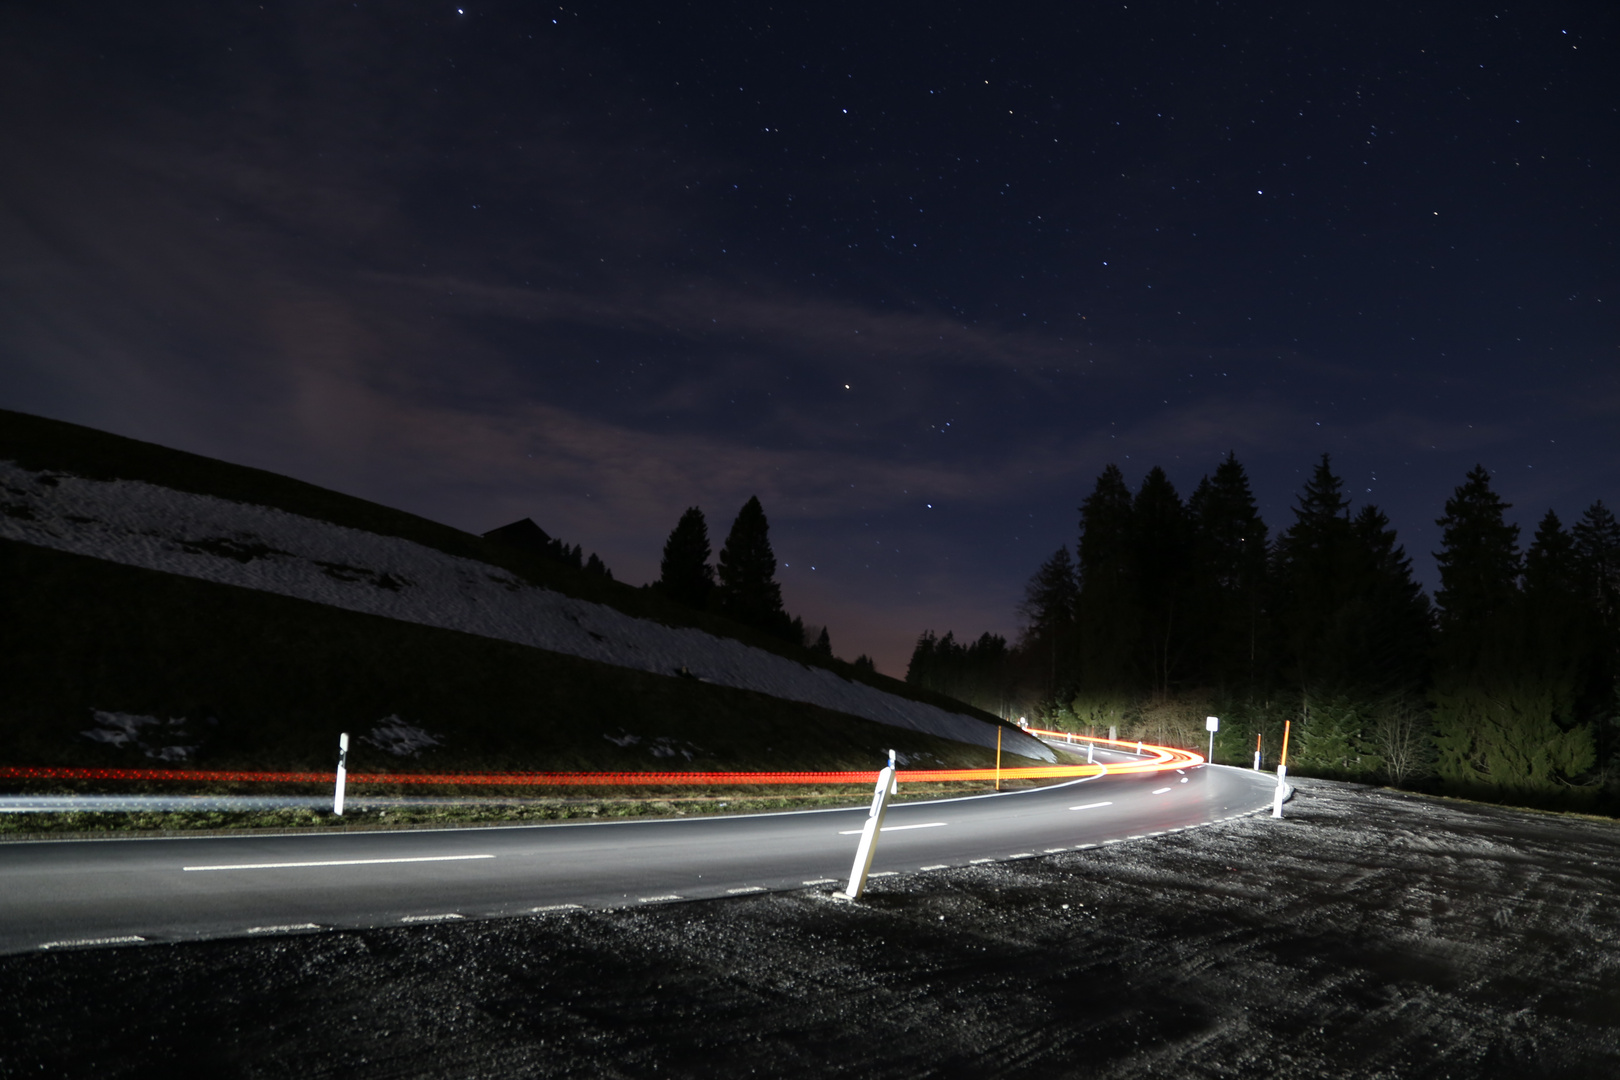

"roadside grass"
[0, 408, 1004, 724]
[0, 781, 1034, 838]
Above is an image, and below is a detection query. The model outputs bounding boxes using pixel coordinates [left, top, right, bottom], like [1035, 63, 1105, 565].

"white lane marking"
[246, 924, 320, 934]
[869, 871, 897, 878]
[802, 878, 837, 886]
[969, 858, 994, 864]
[1101, 839, 1122, 845]
[40, 935, 145, 950]
[1009, 853, 1035, 859]
[1151, 787, 1172, 794]
[1044, 848, 1068, 853]
[1180, 777, 1190, 783]
[1069, 801, 1113, 811]
[1147, 831, 1165, 837]
[401, 913, 463, 923]
[638, 894, 683, 903]
[184, 854, 494, 872]
[529, 904, 583, 913]
[1077, 843, 1097, 850]
[836, 821, 946, 835]
[726, 886, 766, 895]
[920, 864, 949, 871]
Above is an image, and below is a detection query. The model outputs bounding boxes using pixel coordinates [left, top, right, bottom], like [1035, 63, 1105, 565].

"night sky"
[2, 1, 1614, 674]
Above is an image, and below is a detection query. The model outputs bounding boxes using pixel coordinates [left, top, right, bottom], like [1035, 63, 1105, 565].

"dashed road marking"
[1069, 801, 1113, 811]
[869, 871, 897, 878]
[837, 822, 946, 835]
[185, 854, 494, 872]
[1009, 853, 1035, 859]
[920, 864, 949, 871]
[1151, 787, 1172, 795]
[529, 904, 583, 913]
[246, 924, 320, 935]
[969, 858, 994, 864]
[40, 935, 145, 950]
[400, 913, 463, 923]
[638, 894, 683, 903]
[802, 878, 837, 886]
[726, 886, 766, 894]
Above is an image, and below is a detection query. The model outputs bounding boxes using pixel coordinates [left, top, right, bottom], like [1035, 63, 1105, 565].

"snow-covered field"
[0, 461, 1051, 761]
[3, 778, 1615, 1078]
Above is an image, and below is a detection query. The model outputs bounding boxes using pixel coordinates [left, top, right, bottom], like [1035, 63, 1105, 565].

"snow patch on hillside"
[0, 461, 1053, 760]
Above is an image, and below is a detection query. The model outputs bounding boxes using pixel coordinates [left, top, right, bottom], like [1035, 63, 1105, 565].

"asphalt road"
[0, 756, 1282, 956]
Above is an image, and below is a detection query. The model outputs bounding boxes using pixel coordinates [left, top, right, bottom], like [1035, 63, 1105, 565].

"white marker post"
[1205, 715, 1219, 765]
[1086, 740, 1095, 764]
[333, 733, 349, 817]
[1272, 719, 1292, 819]
[835, 752, 897, 901]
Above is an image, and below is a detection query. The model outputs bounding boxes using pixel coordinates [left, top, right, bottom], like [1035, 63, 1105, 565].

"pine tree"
[1431, 469, 1596, 799]
[1272, 454, 1356, 691]
[1572, 500, 1620, 632]
[1075, 464, 1138, 704]
[811, 626, 832, 657]
[1132, 467, 1192, 696]
[1188, 452, 1270, 690]
[658, 507, 714, 609]
[1017, 547, 1078, 708]
[1525, 510, 1579, 599]
[1432, 464, 1521, 636]
[715, 496, 789, 637]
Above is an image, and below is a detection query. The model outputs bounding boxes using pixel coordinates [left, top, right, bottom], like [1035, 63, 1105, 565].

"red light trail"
[0, 733, 1202, 789]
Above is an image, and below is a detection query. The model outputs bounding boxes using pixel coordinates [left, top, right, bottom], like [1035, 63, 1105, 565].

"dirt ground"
[2, 778, 1617, 1079]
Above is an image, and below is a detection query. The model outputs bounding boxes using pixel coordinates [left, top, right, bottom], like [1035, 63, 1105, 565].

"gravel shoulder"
[2, 778, 1617, 1079]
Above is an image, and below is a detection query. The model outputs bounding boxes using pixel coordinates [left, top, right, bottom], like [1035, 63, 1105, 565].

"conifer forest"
[907, 454, 1619, 810]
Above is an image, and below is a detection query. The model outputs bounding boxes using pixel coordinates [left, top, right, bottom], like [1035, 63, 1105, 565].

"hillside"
[0, 409, 1052, 776]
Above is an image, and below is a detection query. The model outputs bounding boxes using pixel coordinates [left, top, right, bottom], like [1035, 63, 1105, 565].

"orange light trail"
[0, 733, 1202, 789]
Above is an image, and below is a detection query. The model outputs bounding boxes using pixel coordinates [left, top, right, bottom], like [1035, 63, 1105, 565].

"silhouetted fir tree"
[1342, 504, 1432, 695]
[584, 552, 612, 580]
[1017, 547, 1079, 709]
[715, 496, 790, 638]
[1272, 454, 1358, 692]
[1525, 510, 1580, 598]
[1188, 452, 1270, 691]
[1130, 467, 1194, 696]
[1572, 500, 1620, 636]
[1568, 502, 1620, 768]
[1430, 468, 1595, 798]
[1075, 464, 1139, 716]
[657, 507, 715, 609]
[1271, 456, 1432, 775]
[811, 626, 832, 657]
[1522, 511, 1605, 712]
[852, 654, 875, 673]
[906, 629, 1012, 713]
[1432, 464, 1522, 644]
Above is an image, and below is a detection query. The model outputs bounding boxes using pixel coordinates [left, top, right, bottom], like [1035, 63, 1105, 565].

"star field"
[0, 0, 1613, 672]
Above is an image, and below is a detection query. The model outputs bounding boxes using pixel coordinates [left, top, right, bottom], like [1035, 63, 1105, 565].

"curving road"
[0, 752, 1283, 956]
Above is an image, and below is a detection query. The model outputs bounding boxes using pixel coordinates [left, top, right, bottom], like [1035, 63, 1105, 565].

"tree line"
[654, 496, 874, 671]
[906, 453, 1619, 806]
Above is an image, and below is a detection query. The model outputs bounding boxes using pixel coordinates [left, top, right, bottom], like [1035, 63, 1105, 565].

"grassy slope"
[0, 410, 1042, 778]
[0, 407, 1008, 726]
[0, 541, 1048, 776]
